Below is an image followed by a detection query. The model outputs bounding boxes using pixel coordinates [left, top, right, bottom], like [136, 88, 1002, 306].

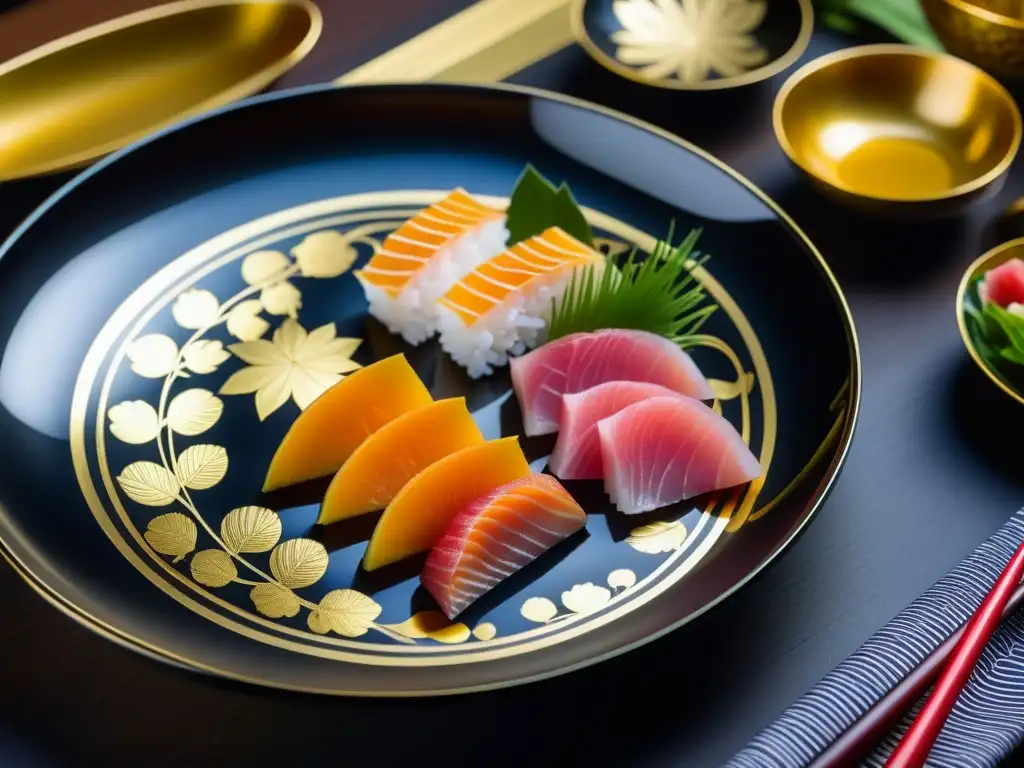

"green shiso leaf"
[985, 302, 1024, 355]
[814, 0, 942, 49]
[505, 164, 594, 247]
[546, 223, 717, 346]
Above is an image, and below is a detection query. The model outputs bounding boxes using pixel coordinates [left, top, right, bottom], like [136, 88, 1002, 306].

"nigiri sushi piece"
[436, 226, 604, 378]
[421, 474, 586, 619]
[263, 354, 432, 492]
[318, 398, 485, 525]
[598, 396, 761, 514]
[549, 381, 691, 480]
[362, 437, 531, 571]
[355, 189, 507, 345]
[510, 328, 713, 436]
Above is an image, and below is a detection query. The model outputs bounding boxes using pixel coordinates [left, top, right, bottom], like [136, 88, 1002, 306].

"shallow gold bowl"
[922, 0, 1024, 81]
[957, 236, 1024, 407]
[0, 0, 321, 181]
[774, 45, 1021, 217]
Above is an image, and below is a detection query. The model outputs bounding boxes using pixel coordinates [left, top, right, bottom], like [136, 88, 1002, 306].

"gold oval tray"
[0, 0, 321, 181]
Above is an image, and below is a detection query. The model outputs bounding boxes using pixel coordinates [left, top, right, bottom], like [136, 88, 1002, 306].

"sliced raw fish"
[549, 381, 690, 480]
[510, 329, 713, 437]
[598, 396, 761, 514]
[421, 473, 586, 619]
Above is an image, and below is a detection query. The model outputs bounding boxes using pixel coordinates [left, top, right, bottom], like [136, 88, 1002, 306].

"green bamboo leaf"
[505, 165, 594, 246]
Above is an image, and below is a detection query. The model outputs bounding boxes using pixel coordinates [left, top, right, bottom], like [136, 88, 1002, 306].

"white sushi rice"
[359, 217, 508, 346]
[437, 270, 577, 379]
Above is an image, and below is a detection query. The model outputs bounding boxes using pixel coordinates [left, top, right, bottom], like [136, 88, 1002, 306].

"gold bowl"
[957, 236, 1024, 407]
[0, 0, 321, 181]
[773, 44, 1021, 217]
[922, 0, 1024, 81]
[571, 0, 814, 91]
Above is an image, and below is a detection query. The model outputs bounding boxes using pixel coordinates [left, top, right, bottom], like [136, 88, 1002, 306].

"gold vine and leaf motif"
[108, 218, 756, 645]
[610, 0, 769, 85]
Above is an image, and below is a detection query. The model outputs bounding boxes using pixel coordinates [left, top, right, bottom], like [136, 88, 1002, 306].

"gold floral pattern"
[611, 0, 769, 85]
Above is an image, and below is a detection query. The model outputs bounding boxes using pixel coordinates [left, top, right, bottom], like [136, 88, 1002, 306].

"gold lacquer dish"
[0, 83, 860, 696]
[774, 44, 1022, 217]
[958, 237, 1024, 407]
[571, 0, 813, 90]
[922, 0, 1024, 81]
[0, 0, 321, 180]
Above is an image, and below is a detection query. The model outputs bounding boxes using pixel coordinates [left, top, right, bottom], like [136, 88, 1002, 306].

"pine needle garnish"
[547, 223, 718, 345]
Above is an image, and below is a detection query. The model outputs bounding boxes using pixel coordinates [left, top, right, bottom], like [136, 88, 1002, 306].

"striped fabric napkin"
[727, 509, 1024, 768]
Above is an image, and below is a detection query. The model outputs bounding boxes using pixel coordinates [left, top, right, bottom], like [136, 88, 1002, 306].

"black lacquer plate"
[0, 83, 859, 695]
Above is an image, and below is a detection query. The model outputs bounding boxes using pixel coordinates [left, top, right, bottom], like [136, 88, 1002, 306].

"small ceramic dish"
[571, 0, 813, 91]
[773, 44, 1021, 218]
[922, 0, 1024, 82]
[958, 237, 1024, 407]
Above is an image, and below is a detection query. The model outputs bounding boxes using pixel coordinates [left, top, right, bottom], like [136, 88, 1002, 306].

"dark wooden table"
[1, 2, 1023, 766]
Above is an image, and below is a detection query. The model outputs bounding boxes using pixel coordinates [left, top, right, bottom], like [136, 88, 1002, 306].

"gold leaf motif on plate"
[250, 583, 300, 618]
[241, 250, 291, 286]
[166, 389, 224, 436]
[608, 568, 637, 590]
[174, 444, 228, 490]
[127, 334, 179, 378]
[472, 622, 497, 641]
[380, 611, 470, 644]
[220, 506, 282, 554]
[626, 520, 688, 554]
[143, 512, 197, 562]
[108, 400, 160, 444]
[708, 372, 755, 401]
[189, 549, 237, 587]
[171, 288, 221, 329]
[592, 236, 633, 259]
[117, 461, 181, 507]
[269, 538, 329, 589]
[226, 300, 270, 342]
[260, 281, 303, 318]
[307, 589, 382, 637]
[521, 596, 558, 623]
[611, 0, 769, 85]
[561, 582, 611, 615]
[220, 319, 363, 420]
[182, 340, 230, 375]
[291, 230, 358, 278]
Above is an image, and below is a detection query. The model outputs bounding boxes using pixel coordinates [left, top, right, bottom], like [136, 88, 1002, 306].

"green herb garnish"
[964, 277, 1024, 388]
[505, 164, 594, 247]
[547, 224, 717, 345]
[813, 0, 941, 48]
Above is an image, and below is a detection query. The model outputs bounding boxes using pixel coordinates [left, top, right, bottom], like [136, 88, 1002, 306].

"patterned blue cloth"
[727, 509, 1024, 768]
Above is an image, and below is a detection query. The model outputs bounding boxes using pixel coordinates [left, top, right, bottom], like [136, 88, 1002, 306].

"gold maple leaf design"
[611, 0, 768, 85]
[219, 318, 362, 420]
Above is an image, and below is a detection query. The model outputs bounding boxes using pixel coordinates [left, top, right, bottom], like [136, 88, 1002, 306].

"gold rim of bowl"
[772, 44, 1023, 205]
[569, 0, 815, 91]
[956, 236, 1024, 407]
[940, 0, 1024, 29]
[0, 0, 323, 180]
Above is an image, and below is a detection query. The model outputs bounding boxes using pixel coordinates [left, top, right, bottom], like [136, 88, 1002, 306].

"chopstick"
[884, 538, 1024, 767]
[809, 577, 1024, 768]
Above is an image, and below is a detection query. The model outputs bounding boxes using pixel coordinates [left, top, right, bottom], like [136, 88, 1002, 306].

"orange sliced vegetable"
[263, 354, 432, 491]
[318, 397, 485, 525]
[362, 437, 532, 571]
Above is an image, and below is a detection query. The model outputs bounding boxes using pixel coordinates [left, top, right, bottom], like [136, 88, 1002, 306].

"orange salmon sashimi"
[355, 188, 507, 345]
[421, 473, 587, 619]
[436, 226, 604, 379]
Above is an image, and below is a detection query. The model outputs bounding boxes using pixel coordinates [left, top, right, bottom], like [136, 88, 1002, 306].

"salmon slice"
[437, 226, 602, 327]
[356, 188, 504, 297]
[263, 354, 433, 492]
[421, 474, 587, 619]
[549, 381, 691, 480]
[510, 328, 713, 436]
[597, 396, 761, 514]
[362, 437, 532, 571]
[318, 398, 485, 525]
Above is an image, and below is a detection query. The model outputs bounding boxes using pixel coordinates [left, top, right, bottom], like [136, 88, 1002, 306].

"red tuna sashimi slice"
[980, 258, 1024, 308]
[421, 473, 586, 619]
[549, 381, 692, 480]
[509, 329, 713, 437]
[598, 396, 761, 514]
